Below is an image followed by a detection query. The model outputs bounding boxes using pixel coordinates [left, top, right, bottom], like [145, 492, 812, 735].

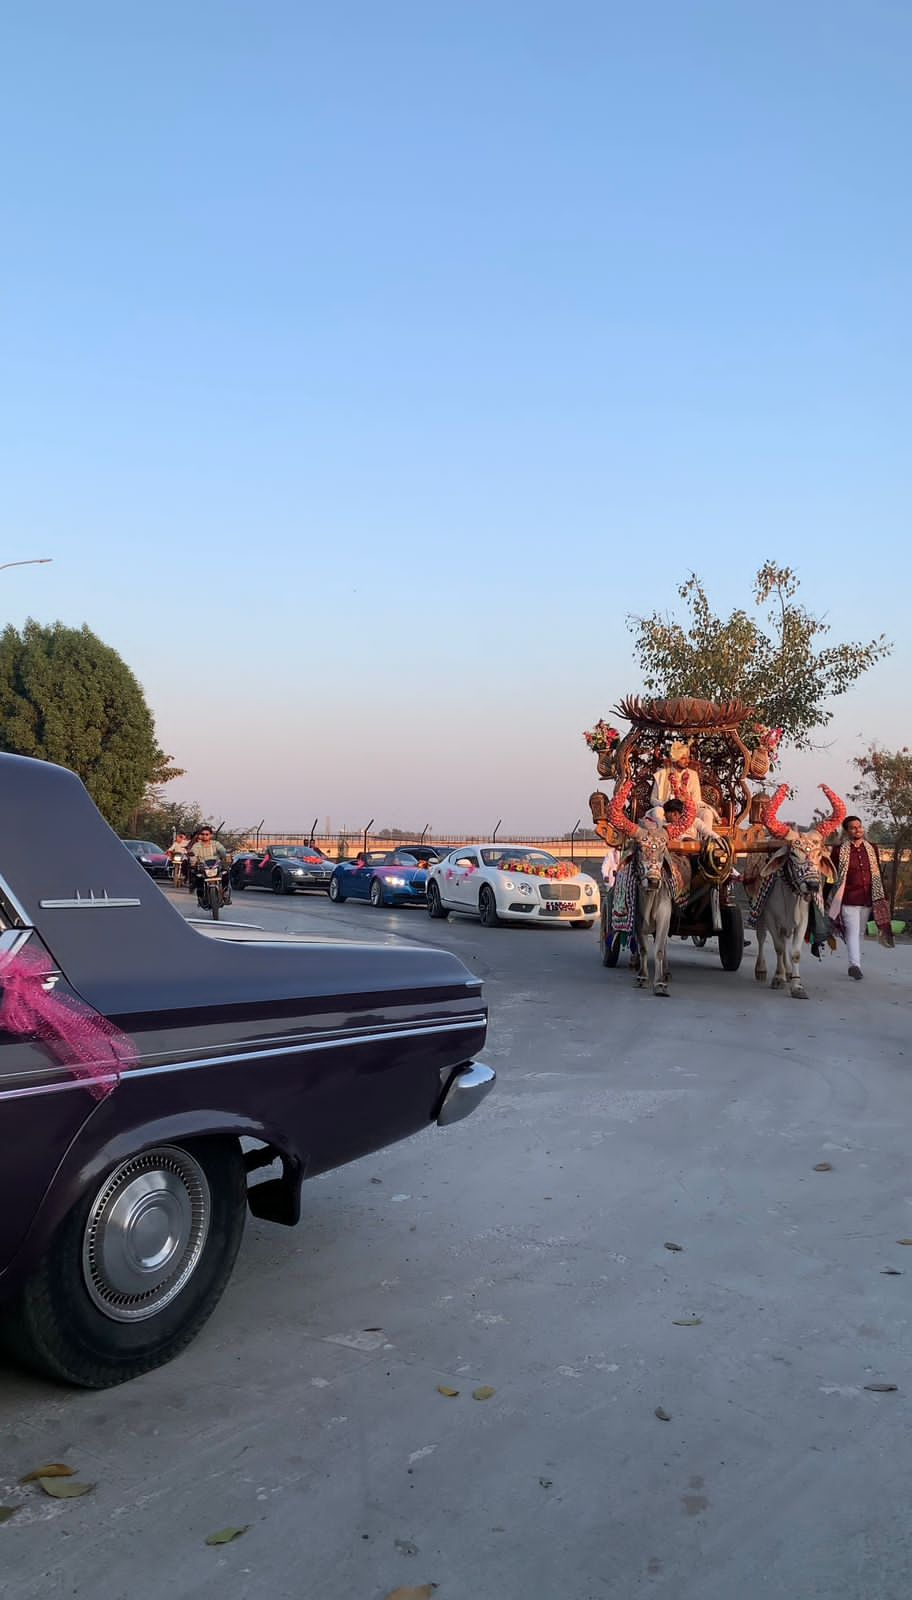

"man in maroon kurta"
[829, 816, 890, 978]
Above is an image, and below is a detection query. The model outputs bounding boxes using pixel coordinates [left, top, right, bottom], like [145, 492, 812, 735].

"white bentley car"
[426, 845, 599, 929]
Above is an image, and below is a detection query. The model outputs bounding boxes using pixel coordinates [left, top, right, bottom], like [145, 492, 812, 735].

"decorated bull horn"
[666, 783, 698, 840]
[762, 783, 791, 840]
[815, 784, 847, 839]
[609, 778, 641, 840]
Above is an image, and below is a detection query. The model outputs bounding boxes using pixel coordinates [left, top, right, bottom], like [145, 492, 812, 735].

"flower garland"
[754, 724, 784, 760]
[582, 720, 620, 755]
[497, 859, 577, 880]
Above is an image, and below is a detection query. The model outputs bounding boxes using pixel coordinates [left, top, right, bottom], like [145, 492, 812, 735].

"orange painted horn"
[609, 778, 640, 840]
[816, 784, 846, 839]
[763, 784, 791, 839]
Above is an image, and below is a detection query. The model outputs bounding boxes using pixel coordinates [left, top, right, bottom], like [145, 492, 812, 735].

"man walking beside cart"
[827, 815, 894, 979]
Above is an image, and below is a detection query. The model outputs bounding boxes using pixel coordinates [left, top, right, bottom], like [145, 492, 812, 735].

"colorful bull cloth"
[610, 863, 637, 937]
[829, 839, 894, 947]
[666, 854, 690, 907]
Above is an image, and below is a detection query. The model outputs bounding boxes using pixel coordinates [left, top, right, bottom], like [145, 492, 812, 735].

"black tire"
[427, 880, 447, 919]
[0, 1138, 246, 1389]
[230, 868, 245, 891]
[271, 870, 288, 896]
[369, 878, 385, 908]
[329, 876, 345, 903]
[207, 882, 220, 920]
[479, 885, 501, 927]
[691, 935, 707, 948]
[599, 892, 622, 966]
[719, 904, 744, 971]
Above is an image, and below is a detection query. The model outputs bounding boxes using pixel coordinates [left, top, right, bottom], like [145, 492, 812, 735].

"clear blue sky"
[1, 2, 908, 830]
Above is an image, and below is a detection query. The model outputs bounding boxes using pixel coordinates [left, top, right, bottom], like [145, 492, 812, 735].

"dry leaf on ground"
[538, 1477, 553, 1489]
[472, 1386, 496, 1401]
[896, 1239, 912, 1246]
[205, 1526, 249, 1545]
[655, 1407, 672, 1422]
[436, 1385, 459, 1398]
[672, 1318, 702, 1327]
[813, 1162, 832, 1172]
[864, 1383, 898, 1393]
[664, 1242, 683, 1252]
[20, 1464, 75, 1483]
[0, 1507, 20, 1524]
[384, 1587, 437, 1600]
[38, 1478, 94, 1499]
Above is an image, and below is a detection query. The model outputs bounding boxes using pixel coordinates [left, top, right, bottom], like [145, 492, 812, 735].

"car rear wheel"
[479, 885, 501, 927]
[0, 1139, 246, 1389]
[370, 878, 385, 908]
[427, 881, 447, 919]
[329, 876, 345, 903]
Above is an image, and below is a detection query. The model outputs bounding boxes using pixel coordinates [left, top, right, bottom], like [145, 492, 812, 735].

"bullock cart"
[587, 696, 785, 990]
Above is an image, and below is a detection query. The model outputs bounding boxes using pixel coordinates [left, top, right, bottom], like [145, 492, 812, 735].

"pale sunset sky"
[1, 2, 908, 832]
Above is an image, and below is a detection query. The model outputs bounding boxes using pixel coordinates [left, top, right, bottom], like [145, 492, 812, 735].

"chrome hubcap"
[82, 1147, 210, 1322]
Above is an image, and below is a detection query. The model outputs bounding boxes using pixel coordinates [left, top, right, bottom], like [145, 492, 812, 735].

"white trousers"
[842, 903, 870, 969]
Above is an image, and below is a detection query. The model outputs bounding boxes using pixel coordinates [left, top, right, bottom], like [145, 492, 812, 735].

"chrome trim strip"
[0, 1018, 486, 1101]
[39, 893, 142, 909]
[131, 1018, 484, 1080]
[132, 1012, 488, 1064]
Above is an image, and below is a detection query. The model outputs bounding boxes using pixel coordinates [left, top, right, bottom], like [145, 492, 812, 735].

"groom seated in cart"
[649, 741, 721, 841]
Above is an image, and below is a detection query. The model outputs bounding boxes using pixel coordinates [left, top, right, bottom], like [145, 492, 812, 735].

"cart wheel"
[691, 935, 707, 948]
[718, 904, 744, 971]
[599, 895, 622, 966]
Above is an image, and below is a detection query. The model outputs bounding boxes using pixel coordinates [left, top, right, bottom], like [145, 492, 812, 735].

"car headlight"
[386, 875, 406, 887]
[293, 868, 305, 876]
[503, 878, 515, 891]
[584, 881, 595, 896]
[520, 882, 534, 896]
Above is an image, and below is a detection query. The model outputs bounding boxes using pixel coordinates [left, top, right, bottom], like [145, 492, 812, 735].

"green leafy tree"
[849, 745, 912, 915]
[627, 562, 891, 750]
[0, 618, 161, 829]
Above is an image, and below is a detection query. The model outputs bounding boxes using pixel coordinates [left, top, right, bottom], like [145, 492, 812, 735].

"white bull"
[609, 780, 695, 997]
[746, 783, 844, 1000]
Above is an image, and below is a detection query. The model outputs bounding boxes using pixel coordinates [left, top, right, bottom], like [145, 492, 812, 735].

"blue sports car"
[328, 845, 449, 908]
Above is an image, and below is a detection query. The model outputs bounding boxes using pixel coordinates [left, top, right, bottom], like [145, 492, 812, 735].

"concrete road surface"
[3, 884, 911, 1599]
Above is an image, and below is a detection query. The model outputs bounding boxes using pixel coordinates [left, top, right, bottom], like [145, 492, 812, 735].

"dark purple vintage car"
[0, 754, 493, 1388]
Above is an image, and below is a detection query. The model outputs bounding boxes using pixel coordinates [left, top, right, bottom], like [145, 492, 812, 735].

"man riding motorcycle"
[188, 827, 231, 912]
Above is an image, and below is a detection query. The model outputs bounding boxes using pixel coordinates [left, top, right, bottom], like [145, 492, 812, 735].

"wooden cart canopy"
[614, 695, 754, 731]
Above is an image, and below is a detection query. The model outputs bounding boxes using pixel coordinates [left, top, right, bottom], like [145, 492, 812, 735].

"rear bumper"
[437, 1061, 496, 1126]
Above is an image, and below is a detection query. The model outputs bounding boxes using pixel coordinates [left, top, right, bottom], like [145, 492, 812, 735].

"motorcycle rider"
[188, 826, 230, 904]
[188, 826, 228, 869]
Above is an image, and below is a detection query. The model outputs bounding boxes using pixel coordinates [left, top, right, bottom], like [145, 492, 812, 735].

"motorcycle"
[194, 857, 232, 920]
[170, 850, 187, 890]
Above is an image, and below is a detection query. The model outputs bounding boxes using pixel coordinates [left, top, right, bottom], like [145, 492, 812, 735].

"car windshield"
[481, 848, 558, 867]
[272, 845, 328, 859]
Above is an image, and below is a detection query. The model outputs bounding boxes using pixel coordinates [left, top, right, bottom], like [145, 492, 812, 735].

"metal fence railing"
[240, 827, 607, 863]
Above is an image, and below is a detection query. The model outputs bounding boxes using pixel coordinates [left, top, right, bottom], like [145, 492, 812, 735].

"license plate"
[542, 901, 574, 914]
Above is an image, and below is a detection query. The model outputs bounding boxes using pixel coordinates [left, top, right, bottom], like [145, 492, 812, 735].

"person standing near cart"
[828, 815, 894, 979]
